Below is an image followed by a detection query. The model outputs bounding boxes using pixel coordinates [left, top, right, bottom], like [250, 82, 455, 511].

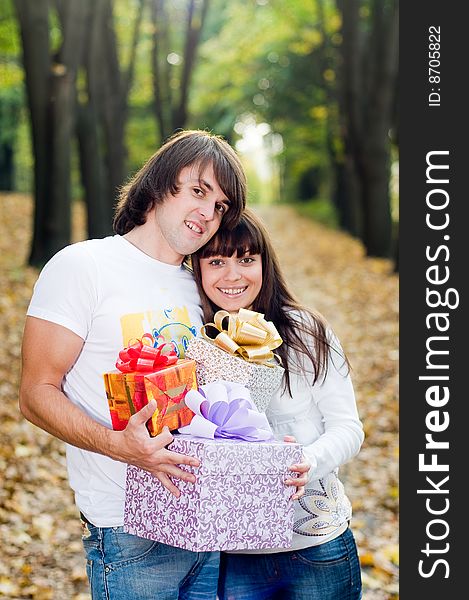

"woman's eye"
[215, 203, 226, 214]
[208, 259, 224, 266]
[240, 257, 254, 264]
[193, 187, 204, 196]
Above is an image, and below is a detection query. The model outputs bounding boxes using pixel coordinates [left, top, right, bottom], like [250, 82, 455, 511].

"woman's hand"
[284, 434, 310, 501]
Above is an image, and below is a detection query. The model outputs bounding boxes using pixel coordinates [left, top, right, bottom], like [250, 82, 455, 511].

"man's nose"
[198, 201, 216, 221]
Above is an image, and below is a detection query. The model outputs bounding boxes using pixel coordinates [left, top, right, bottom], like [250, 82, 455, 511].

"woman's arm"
[301, 351, 364, 481]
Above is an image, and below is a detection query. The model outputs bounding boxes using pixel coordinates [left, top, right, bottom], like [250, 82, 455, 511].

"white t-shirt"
[27, 235, 203, 527]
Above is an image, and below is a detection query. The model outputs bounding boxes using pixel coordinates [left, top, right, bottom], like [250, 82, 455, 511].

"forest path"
[0, 194, 398, 599]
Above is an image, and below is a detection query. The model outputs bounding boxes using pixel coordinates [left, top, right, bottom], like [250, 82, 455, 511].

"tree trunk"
[99, 0, 126, 213]
[317, 0, 362, 236]
[14, 0, 50, 265]
[152, 0, 210, 138]
[361, 0, 398, 256]
[77, 0, 141, 236]
[15, 0, 89, 266]
[334, 0, 364, 238]
[76, 102, 110, 238]
[173, 0, 210, 129]
[337, 0, 398, 258]
[0, 143, 14, 190]
[0, 91, 21, 191]
[151, 0, 174, 140]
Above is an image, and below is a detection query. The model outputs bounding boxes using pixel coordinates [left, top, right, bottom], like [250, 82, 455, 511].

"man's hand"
[119, 401, 200, 498]
[20, 318, 199, 499]
[284, 434, 310, 501]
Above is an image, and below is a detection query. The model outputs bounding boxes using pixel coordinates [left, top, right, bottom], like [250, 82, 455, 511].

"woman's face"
[199, 252, 263, 313]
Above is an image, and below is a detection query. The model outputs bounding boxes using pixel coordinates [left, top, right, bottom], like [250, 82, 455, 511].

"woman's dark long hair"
[191, 209, 349, 395]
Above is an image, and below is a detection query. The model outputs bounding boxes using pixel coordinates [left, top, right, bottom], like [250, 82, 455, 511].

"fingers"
[163, 447, 200, 468]
[131, 399, 158, 425]
[153, 462, 198, 498]
[285, 472, 308, 486]
[152, 426, 174, 449]
[291, 486, 305, 501]
[156, 463, 196, 483]
[285, 458, 310, 501]
[289, 461, 310, 474]
[285, 472, 308, 485]
[285, 472, 307, 501]
[155, 472, 181, 499]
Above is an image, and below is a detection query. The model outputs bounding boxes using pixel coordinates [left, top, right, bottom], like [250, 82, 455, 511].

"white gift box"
[185, 337, 284, 413]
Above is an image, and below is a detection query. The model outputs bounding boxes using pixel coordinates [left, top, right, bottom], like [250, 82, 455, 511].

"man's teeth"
[219, 287, 247, 295]
[185, 221, 202, 233]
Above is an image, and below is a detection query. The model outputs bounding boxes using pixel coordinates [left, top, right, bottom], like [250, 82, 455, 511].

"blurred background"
[0, 0, 398, 598]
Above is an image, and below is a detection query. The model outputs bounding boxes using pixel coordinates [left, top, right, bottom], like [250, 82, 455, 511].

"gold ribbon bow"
[201, 308, 283, 366]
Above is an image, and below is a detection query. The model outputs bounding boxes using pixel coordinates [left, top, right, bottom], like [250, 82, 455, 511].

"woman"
[191, 209, 364, 600]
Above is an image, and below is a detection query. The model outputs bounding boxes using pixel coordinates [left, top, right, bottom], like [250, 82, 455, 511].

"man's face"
[152, 163, 231, 265]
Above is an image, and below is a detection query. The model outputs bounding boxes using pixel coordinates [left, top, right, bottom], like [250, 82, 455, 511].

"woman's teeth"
[219, 287, 247, 296]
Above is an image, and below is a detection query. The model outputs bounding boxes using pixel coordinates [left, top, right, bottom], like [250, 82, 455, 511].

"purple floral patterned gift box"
[124, 435, 302, 551]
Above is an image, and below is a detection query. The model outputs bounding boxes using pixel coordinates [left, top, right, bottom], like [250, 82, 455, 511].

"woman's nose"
[223, 263, 242, 281]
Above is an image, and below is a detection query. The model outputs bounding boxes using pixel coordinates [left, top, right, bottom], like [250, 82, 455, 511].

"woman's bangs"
[199, 221, 263, 259]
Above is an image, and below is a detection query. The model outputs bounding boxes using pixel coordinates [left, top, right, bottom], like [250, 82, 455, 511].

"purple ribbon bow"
[178, 381, 274, 442]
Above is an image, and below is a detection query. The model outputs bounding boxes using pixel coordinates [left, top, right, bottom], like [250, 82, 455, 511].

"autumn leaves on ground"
[0, 193, 398, 599]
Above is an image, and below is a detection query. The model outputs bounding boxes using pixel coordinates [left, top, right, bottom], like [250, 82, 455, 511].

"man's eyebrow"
[199, 178, 213, 191]
[199, 179, 231, 205]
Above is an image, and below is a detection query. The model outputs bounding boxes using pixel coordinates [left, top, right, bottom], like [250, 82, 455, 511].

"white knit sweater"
[238, 312, 364, 553]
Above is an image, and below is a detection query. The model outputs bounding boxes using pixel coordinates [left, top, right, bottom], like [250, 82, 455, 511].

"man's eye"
[193, 187, 204, 196]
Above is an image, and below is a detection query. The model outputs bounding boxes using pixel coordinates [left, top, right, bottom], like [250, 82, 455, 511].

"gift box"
[104, 334, 197, 435]
[104, 359, 197, 435]
[124, 435, 302, 551]
[185, 336, 284, 413]
[185, 308, 285, 413]
[124, 381, 302, 551]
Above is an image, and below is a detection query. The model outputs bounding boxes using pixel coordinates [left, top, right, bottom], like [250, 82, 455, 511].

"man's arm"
[19, 316, 199, 497]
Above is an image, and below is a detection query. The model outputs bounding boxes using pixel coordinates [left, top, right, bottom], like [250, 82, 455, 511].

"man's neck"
[123, 221, 183, 266]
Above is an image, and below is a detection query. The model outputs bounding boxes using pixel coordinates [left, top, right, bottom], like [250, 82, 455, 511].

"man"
[19, 130, 247, 599]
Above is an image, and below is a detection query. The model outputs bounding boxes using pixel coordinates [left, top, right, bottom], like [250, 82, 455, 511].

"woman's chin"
[214, 294, 248, 312]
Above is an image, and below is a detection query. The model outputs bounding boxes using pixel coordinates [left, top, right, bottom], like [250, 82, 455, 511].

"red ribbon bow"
[115, 333, 178, 373]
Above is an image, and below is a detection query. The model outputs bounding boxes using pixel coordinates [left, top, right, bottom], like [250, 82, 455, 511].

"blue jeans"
[81, 516, 220, 599]
[218, 527, 362, 600]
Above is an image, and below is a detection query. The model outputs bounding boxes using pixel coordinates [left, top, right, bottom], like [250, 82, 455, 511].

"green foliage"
[0, 0, 26, 189]
[125, 108, 159, 175]
[14, 108, 33, 193]
[0, 0, 20, 56]
[0, 0, 23, 106]
[190, 0, 342, 203]
[7, 0, 397, 249]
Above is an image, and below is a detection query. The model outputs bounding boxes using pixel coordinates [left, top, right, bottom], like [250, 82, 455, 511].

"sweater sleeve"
[301, 336, 364, 481]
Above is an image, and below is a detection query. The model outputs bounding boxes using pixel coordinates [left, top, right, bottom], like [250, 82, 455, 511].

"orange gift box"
[104, 358, 197, 436]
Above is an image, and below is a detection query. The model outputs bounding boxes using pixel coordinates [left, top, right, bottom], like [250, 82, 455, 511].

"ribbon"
[115, 333, 178, 373]
[178, 381, 274, 442]
[201, 308, 282, 366]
